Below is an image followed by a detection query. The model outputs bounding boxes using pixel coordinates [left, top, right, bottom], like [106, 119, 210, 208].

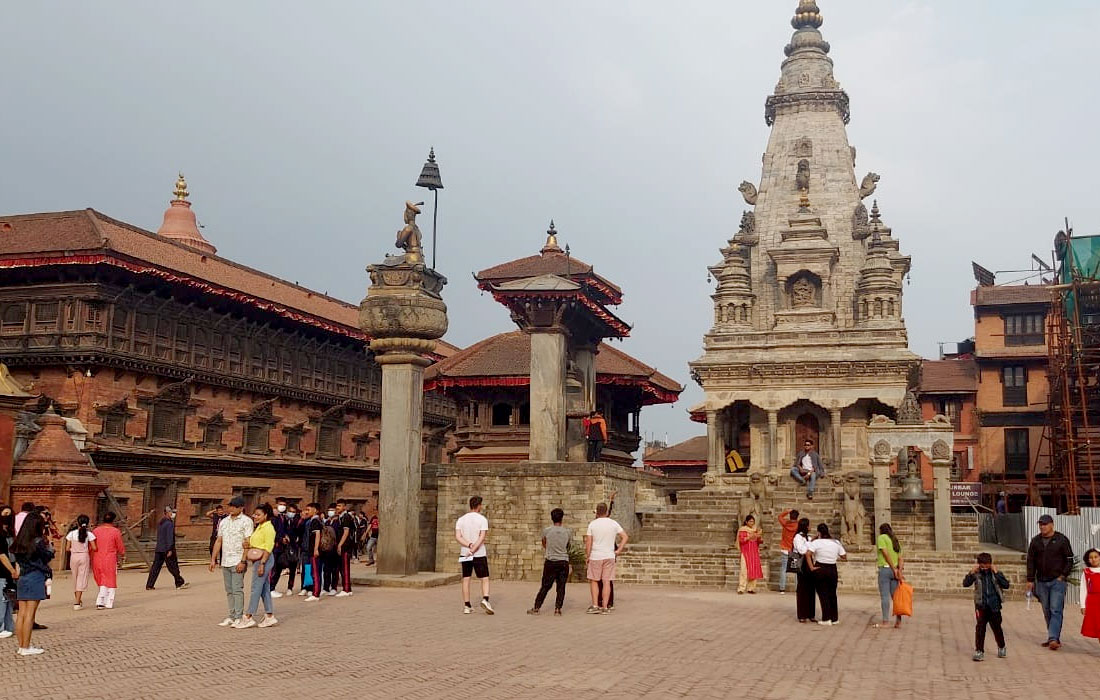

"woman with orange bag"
[874, 523, 904, 629]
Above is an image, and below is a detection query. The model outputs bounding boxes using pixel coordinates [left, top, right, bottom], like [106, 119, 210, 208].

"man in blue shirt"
[145, 506, 188, 591]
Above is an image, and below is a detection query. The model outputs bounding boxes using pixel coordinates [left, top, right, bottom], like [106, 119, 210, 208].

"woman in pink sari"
[91, 512, 125, 610]
[737, 515, 764, 594]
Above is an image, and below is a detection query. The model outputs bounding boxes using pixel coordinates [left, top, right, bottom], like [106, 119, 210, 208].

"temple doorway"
[796, 413, 820, 452]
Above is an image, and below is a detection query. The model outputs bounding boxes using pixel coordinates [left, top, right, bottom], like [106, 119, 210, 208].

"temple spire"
[156, 173, 217, 255]
[791, 0, 824, 30]
[541, 219, 562, 254]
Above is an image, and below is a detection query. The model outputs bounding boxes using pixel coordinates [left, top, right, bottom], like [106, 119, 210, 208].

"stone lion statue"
[738, 181, 758, 205]
[841, 474, 867, 546]
[738, 473, 772, 527]
[738, 210, 755, 235]
[859, 172, 880, 199]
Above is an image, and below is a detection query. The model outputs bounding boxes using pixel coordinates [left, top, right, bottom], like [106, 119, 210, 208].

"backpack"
[320, 525, 337, 553]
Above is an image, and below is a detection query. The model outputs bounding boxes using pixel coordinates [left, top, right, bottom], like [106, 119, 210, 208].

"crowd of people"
[3, 491, 1100, 661]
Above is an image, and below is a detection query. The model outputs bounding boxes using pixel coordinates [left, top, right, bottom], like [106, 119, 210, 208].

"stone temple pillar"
[565, 344, 597, 462]
[871, 451, 893, 533]
[829, 406, 842, 470]
[360, 257, 447, 576]
[529, 329, 567, 462]
[931, 439, 953, 552]
[767, 410, 779, 472]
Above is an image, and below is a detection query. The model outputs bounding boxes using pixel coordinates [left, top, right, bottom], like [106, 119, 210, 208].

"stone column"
[871, 456, 892, 532]
[829, 407, 842, 471]
[529, 329, 567, 462]
[706, 410, 723, 475]
[575, 345, 597, 411]
[359, 254, 447, 577]
[767, 410, 779, 472]
[932, 459, 953, 552]
[566, 344, 597, 462]
[374, 348, 430, 575]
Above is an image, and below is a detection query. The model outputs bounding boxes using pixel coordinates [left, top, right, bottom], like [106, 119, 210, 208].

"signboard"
[950, 482, 982, 507]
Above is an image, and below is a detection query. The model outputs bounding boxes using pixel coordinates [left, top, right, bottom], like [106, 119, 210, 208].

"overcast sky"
[3, 1, 1098, 447]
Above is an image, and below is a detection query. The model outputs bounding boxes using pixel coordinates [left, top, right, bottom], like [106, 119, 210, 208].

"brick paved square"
[1, 566, 1097, 699]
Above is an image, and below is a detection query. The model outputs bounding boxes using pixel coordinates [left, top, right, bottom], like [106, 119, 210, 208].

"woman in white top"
[64, 515, 97, 610]
[806, 523, 847, 625]
[792, 518, 816, 623]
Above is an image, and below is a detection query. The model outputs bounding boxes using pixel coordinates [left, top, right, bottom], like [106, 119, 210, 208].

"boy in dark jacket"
[963, 552, 1010, 662]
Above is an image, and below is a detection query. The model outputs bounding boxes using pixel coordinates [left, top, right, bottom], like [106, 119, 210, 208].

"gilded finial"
[792, 0, 823, 30]
[541, 219, 562, 254]
[798, 188, 811, 212]
[173, 173, 189, 201]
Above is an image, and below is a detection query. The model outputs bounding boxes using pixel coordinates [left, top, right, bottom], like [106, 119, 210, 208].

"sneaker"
[298, 589, 308, 597]
[817, 620, 833, 626]
[779, 591, 787, 595]
[606, 606, 615, 612]
[304, 595, 319, 603]
[95, 605, 105, 611]
[807, 494, 814, 500]
[0, 631, 12, 638]
[600, 607, 610, 614]
[997, 647, 1007, 658]
[1049, 640, 1061, 651]
[271, 591, 284, 599]
[176, 582, 190, 590]
[73, 604, 82, 611]
[335, 591, 351, 598]
[463, 606, 472, 614]
[526, 608, 540, 615]
[17, 647, 45, 656]
[257, 615, 278, 628]
[233, 617, 257, 629]
[586, 606, 602, 614]
[217, 618, 235, 627]
[972, 651, 984, 662]
[554, 609, 562, 616]
[325, 590, 337, 597]
[480, 599, 495, 615]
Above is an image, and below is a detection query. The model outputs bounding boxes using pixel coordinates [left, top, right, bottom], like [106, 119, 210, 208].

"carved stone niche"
[787, 272, 821, 309]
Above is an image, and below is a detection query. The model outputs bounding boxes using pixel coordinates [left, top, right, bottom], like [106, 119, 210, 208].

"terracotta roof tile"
[643, 436, 707, 464]
[920, 359, 977, 394]
[0, 209, 361, 333]
[424, 330, 682, 401]
[972, 285, 1053, 307]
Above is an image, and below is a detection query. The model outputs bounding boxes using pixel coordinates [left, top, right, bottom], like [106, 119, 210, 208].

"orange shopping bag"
[892, 581, 914, 617]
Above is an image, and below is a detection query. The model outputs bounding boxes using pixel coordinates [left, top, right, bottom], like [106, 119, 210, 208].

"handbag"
[277, 547, 299, 570]
[245, 548, 265, 562]
[892, 581, 914, 617]
[786, 550, 803, 574]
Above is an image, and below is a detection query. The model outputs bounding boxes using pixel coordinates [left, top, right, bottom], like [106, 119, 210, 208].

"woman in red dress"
[1082, 548, 1100, 642]
[91, 512, 126, 610]
[736, 515, 764, 594]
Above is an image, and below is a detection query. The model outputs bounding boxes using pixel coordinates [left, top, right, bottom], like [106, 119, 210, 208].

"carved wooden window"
[317, 422, 342, 459]
[190, 498, 222, 522]
[231, 486, 269, 513]
[210, 332, 225, 370]
[193, 329, 208, 368]
[134, 311, 153, 355]
[84, 301, 106, 331]
[154, 318, 172, 359]
[353, 436, 369, 460]
[313, 359, 325, 391]
[1, 303, 27, 334]
[299, 354, 312, 388]
[1002, 366, 1027, 407]
[111, 307, 130, 350]
[1005, 428, 1029, 474]
[284, 429, 302, 454]
[64, 302, 77, 331]
[932, 398, 963, 431]
[1004, 313, 1044, 346]
[203, 421, 225, 448]
[228, 337, 242, 374]
[265, 348, 278, 381]
[281, 349, 293, 384]
[32, 301, 59, 333]
[174, 323, 191, 362]
[335, 362, 348, 395]
[250, 342, 265, 379]
[101, 410, 127, 439]
[150, 403, 186, 445]
[244, 422, 270, 454]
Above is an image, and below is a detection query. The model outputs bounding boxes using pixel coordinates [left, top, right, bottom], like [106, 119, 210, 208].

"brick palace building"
[0, 177, 455, 548]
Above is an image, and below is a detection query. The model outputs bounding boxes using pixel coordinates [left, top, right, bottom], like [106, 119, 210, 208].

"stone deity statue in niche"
[790, 277, 816, 308]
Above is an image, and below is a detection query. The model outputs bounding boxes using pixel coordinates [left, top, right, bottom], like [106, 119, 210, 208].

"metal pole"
[431, 188, 439, 270]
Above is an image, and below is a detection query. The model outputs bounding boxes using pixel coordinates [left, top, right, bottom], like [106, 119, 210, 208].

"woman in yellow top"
[238, 503, 277, 629]
[874, 523, 903, 629]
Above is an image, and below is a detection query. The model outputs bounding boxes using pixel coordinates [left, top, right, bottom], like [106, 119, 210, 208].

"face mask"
[277, 505, 286, 513]
[327, 510, 336, 518]
[287, 512, 297, 519]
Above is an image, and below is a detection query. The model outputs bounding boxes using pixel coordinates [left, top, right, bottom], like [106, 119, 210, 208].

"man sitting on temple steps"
[790, 439, 825, 500]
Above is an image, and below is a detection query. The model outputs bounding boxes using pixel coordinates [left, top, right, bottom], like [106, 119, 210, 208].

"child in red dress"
[1081, 548, 1100, 643]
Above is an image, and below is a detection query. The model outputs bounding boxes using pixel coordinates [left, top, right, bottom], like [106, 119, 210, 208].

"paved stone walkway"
[2, 566, 1097, 699]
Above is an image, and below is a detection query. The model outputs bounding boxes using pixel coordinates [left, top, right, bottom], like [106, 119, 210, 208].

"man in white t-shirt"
[209, 495, 254, 627]
[455, 496, 494, 615]
[585, 502, 628, 614]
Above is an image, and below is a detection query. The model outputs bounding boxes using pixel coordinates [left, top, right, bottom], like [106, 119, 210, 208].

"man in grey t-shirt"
[527, 508, 572, 615]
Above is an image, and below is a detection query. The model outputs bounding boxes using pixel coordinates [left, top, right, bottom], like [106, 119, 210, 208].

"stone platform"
[352, 571, 461, 588]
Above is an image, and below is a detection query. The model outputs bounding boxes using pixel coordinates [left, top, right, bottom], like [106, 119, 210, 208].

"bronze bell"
[899, 475, 927, 501]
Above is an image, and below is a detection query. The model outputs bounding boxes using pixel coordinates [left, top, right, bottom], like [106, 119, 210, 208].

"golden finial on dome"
[173, 173, 189, 201]
[792, 0, 824, 30]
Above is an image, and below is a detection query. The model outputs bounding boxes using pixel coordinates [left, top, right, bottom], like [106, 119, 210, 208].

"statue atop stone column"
[395, 200, 426, 263]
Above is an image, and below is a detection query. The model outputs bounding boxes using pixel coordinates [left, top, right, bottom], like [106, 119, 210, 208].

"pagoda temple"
[690, 0, 920, 478]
